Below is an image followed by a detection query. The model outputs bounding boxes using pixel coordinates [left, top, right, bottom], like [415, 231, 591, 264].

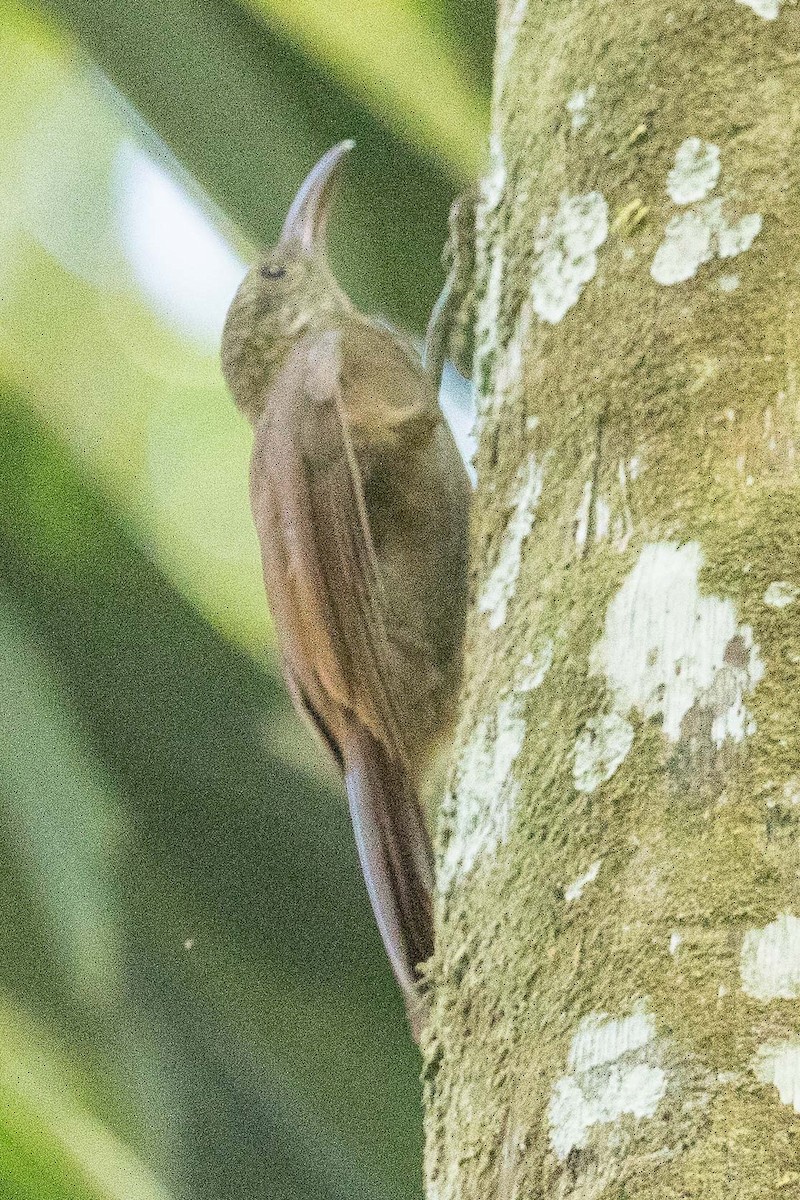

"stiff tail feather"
[344, 724, 434, 1039]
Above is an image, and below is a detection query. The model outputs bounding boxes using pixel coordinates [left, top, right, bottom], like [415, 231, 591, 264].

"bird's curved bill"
[280, 140, 354, 251]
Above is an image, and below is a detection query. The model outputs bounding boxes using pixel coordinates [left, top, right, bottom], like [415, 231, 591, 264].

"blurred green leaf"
[0, 1002, 173, 1200]
[0, 584, 121, 1011]
[237, 0, 487, 174]
[0, 543, 186, 1193]
[0, 388, 424, 1199]
[0, 9, 265, 651]
[32, 0, 479, 334]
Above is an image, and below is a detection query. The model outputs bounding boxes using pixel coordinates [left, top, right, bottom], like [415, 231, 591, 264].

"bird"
[221, 141, 469, 1039]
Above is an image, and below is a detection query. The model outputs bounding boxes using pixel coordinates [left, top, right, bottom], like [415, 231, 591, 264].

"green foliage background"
[0, 0, 490, 1196]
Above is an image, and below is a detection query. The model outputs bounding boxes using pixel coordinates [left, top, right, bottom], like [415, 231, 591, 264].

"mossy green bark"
[424, 0, 800, 1196]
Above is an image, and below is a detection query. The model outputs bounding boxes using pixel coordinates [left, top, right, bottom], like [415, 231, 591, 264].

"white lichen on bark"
[491, 302, 532, 416]
[514, 640, 554, 692]
[478, 453, 546, 630]
[735, 0, 779, 18]
[440, 695, 526, 889]
[718, 272, 740, 292]
[763, 580, 799, 608]
[740, 913, 800, 1001]
[567, 86, 596, 132]
[574, 480, 593, 551]
[666, 138, 721, 204]
[752, 1042, 800, 1113]
[573, 711, 635, 793]
[495, 0, 528, 91]
[575, 460, 637, 555]
[651, 201, 762, 286]
[590, 542, 764, 748]
[564, 858, 602, 902]
[530, 192, 609, 324]
[651, 139, 762, 285]
[547, 1004, 667, 1161]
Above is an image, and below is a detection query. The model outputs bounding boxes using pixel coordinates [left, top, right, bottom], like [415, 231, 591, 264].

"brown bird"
[221, 141, 469, 1038]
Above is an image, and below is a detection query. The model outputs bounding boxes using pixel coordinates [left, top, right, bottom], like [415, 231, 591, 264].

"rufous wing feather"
[249, 329, 435, 1027]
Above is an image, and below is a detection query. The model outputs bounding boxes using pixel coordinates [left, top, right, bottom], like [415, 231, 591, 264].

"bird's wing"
[249, 327, 409, 763]
[250, 328, 436, 1031]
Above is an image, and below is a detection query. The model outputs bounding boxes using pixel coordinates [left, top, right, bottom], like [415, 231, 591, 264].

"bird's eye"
[261, 264, 286, 280]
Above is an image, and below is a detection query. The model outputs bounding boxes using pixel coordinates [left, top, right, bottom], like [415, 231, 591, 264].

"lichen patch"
[574, 479, 593, 552]
[716, 207, 763, 258]
[440, 696, 526, 889]
[548, 1003, 667, 1161]
[783, 779, 800, 806]
[591, 542, 764, 748]
[735, 0, 779, 18]
[565, 858, 602, 902]
[567, 85, 596, 132]
[481, 131, 506, 216]
[763, 581, 800, 609]
[652, 139, 762, 286]
[741, 913, 800, 1001]
[667, 138, 721, 205]
[496, 0, 528, 92]
[753, 1042, 800, 1112]
[478, 453, 546, 630]
[651, 201, 762, 286]
[718, 273, 740, 293]
[573, 712, 635, 793]
[575, 462, 636, 556]
[530, 192, 609, 324]
[489, 301, 532, 416]
[594, 497, 611, 542]
[515, 640, 554, 692]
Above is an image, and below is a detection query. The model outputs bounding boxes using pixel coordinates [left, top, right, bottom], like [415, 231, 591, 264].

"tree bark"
[424, 1, 800, 1196]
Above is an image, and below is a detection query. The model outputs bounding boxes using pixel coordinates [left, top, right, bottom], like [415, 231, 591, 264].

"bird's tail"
[344, 724, 434, 1040]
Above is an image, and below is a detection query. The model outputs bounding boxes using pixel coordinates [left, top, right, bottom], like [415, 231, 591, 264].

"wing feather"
[249, 327, 437, 1028]
[249, 330, 408, 761]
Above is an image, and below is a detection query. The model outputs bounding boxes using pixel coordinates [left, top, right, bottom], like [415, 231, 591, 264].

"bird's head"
[221, 140, 354, 421]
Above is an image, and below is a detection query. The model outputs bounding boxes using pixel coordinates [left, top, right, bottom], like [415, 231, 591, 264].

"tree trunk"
[424, 1, 800, 1196]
